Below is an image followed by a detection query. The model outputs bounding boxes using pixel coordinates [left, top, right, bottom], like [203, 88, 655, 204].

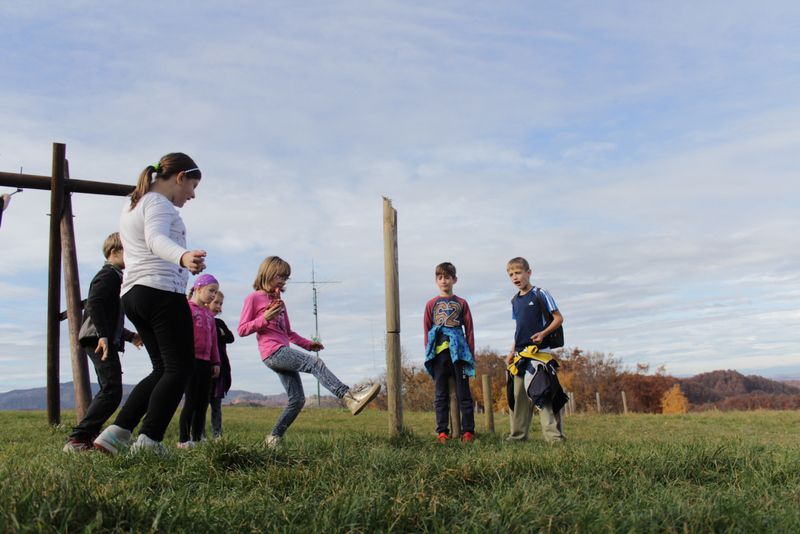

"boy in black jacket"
[63, 232, 142, 452]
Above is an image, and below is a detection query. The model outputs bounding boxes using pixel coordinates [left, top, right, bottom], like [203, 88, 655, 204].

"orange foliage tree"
[660, 384, 690, 414]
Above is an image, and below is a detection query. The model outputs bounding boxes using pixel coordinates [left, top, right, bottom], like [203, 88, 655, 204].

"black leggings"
[113, 285, 194, 441]
[179, 359, 212, 442]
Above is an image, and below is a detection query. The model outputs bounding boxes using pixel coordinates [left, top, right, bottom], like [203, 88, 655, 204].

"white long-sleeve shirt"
[119, 192, 189, 295]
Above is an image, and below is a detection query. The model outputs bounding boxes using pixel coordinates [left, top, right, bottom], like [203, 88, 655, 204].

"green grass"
[2, 408, 800, 532]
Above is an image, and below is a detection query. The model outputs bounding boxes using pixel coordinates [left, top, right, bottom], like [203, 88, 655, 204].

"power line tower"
[291, 261, 340, 407]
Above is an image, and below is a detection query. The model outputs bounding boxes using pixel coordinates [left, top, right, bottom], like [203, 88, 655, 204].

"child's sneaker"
[62, 438, 92, 453]
[93, 425, 132, 456]
[437, 432, 449, 444]
[461, 432, 475, 443]
[343, 383, 381, 415]
[130, 433, 168, 455]
[176, 441, 195, 449]
[265, 435, 282, 449]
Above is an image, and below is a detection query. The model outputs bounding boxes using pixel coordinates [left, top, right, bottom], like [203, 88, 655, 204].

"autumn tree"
[660, 384, 689, 414]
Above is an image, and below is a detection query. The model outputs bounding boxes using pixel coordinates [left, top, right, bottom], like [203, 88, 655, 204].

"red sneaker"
[62, 438, 92, 453]
[461, 432, 475, 443]
[437, 432, 449, 444]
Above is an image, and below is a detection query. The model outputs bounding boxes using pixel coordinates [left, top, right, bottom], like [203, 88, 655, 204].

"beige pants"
[508, 374, 565, 443]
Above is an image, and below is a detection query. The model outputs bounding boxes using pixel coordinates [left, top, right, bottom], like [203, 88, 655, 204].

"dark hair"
[435, 262, 457, 278]
[129, 152, 201, 209]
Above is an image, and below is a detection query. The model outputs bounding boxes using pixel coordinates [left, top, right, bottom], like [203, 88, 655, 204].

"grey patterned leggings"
[264, 346, 350, 437]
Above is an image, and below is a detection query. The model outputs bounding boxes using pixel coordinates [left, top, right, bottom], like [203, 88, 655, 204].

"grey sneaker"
[129, 433, 169, 456]
[342, 383, 381, 415]
[62, 438, 92, 453]
[265, 434, 282, 449]
[93, 425, 132, 456]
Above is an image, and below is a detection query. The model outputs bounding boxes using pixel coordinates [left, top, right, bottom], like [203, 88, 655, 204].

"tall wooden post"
[46, 143, 66, 425]
[448, 376, 461, 437]
[383, 197, 403, 435]
[621, 390, 629, 415]
[482, 374, 495, 433]
[61, 161, 91, 420]
[595, 391, 602, 413]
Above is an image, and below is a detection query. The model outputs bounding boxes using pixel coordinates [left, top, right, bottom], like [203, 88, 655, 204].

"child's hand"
[262, 300, 283, 322]
[530, 332, 545, 345]
[505, 352, 515, 365]
[309, 341, 324, 352]
[212, 365, 221, 379]
[131, 334, 143, 349]
[181, 250, 207, 274]
[96, 338, 110, 361]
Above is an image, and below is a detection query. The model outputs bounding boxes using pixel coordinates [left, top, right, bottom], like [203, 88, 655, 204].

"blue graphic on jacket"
[424, 325, 475, 378]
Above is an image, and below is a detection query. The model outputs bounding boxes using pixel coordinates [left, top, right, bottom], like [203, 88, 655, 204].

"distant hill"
[679, 370, 800, 404]
[0, 383, 338, 410]
[678, 370, 800, 411]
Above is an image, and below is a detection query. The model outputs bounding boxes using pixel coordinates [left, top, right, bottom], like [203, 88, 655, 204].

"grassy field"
[1, 407, 800, 533]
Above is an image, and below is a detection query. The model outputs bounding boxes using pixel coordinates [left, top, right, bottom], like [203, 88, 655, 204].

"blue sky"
[1, 1, 799, 395]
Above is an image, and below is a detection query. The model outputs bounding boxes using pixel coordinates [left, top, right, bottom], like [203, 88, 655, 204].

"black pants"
[432, 349, 475, 435]
[69, 343, 123, 441]
[113, 285, 194, 442]
[179, 359, 212, 442]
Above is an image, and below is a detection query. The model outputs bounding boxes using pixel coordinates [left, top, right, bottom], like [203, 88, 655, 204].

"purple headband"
[193, 274, 219, 288]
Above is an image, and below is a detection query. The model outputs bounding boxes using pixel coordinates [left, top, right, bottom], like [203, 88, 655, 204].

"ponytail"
[129, 165, 157, 209]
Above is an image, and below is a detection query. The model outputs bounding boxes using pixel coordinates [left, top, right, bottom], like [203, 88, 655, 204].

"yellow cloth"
[435, 340, 450, 354]
[507, 345, 556, 376]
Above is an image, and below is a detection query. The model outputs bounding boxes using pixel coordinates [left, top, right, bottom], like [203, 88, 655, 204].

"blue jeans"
[264, 347, 349, 437]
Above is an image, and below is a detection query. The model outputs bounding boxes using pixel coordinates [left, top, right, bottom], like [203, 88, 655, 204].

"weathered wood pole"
[61, 161, 91, 420]
[46, 143, 66, 425]
[570, 392, 576, 414]
[383, 197, 403, 435]
[448, 376, 461, 437]
[595, 391, 602, 413]
[482, 374, 495, 432]
[621, 390, 629, 415]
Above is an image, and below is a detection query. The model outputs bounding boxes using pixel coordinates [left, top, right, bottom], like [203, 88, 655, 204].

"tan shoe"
[265, 435, 283, 449]
[342, 383, 381, 415]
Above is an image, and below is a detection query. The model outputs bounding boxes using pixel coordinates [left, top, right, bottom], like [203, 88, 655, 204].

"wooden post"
[482, 374, 494, 433]
[46, 143, 66, 426]
[383, 197, 403, 435]
[448, 376, 461, 437]
[595, 391, 602, 413]
[61, 161, 91, 421]
[621, 390, 629, 415]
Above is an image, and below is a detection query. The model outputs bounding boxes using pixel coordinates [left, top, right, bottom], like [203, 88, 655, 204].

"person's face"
[208, 294, 223, 315]
[507, 265, 532, 291]
[436, 273, 456, 295]
[172, 173, 200, 208]
[108, 248, 125, 270]
[270, 273, 290, 291]
[195, 283, 219, 305]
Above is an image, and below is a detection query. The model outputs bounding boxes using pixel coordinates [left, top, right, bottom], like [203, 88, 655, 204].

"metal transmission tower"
[290, 261, 341, 407]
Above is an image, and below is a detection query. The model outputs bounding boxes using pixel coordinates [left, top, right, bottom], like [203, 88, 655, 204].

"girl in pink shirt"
[178, 274, 221, 447]
[238, 256, 380, 447]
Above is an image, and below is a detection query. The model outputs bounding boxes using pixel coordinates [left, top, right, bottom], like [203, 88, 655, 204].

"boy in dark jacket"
[63, 232, 142, 452]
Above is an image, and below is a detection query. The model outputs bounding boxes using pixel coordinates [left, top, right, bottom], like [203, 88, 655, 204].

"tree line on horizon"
[371, 347, 800, 414]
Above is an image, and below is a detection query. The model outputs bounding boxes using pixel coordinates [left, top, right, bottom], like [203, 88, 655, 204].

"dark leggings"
[113, 285, 194, 441]
[179, 359, 212, 442]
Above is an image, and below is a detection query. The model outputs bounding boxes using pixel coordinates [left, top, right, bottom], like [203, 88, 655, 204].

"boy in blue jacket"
[423, 262, 476, 443]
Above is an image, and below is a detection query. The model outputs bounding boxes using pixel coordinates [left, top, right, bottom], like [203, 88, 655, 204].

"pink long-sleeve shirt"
[189, 300, 221, 365]
[237, 290, 314, 360]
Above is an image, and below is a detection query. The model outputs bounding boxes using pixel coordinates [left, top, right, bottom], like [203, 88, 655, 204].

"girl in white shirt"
[94, 152, 207, 455]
